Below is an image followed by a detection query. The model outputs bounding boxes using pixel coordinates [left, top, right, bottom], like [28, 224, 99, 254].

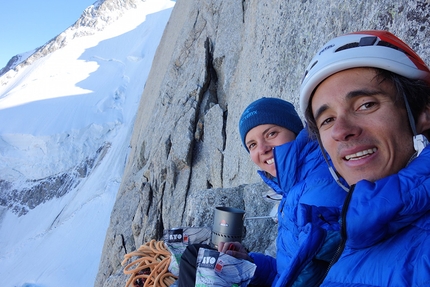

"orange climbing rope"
[122, 239, 178, 287]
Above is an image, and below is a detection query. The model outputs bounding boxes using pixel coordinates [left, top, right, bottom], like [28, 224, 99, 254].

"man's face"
[245, 124, 296, 177]
[311, 68, 415, 185]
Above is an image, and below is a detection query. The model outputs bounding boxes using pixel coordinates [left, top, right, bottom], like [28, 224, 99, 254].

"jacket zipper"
[315, 184, 356, 286]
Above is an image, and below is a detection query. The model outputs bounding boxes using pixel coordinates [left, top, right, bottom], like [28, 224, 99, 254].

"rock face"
[95, 0, 430, 286]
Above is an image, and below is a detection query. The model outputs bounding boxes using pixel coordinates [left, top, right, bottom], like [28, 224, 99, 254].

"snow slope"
[0, 1, 175, 286]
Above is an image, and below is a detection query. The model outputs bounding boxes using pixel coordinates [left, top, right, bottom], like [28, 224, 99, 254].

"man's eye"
[320, 117, 334, 127]
[248, 143, 256, 150]
[358, 102, 376, 110]
[268, 131, 277, 138]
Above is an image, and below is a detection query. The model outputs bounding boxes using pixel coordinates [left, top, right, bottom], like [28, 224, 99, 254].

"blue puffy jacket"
[249, 129, 347, 287]
[321, 145, 430, 286]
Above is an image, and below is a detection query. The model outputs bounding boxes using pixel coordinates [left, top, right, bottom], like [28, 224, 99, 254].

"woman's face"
[245, 124, 296, 177]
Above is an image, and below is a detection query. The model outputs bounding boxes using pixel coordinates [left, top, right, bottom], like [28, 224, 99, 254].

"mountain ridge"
[0, 0, 150, 78]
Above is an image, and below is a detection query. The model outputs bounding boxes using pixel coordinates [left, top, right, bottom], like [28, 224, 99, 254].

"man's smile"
[344, 148, 378, 161]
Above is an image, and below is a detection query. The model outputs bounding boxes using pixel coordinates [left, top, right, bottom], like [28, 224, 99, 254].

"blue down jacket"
[321, 144, 430, 286]
[249, 129, 347, 287]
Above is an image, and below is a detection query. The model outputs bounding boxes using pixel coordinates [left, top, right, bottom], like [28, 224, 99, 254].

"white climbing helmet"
[299, 30, 430, 114]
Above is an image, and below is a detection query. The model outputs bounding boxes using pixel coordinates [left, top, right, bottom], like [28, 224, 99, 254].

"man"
[299, 30, 430, 286]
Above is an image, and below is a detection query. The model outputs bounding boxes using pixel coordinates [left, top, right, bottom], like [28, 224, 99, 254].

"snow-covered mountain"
[0, 1, 175, 286]
[0, 50, 36, 77]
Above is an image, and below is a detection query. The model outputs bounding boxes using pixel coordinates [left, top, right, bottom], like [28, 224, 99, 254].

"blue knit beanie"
[239, 97, 304, 152]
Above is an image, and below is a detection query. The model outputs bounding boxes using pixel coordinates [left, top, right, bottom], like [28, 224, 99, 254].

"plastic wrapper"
[195, 248, 256, 287]
[163, 227, 212, 276]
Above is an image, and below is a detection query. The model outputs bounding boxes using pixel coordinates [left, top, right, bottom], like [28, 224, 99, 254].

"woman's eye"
[267, 131, 277, 138]
[248, 143, 256, 150]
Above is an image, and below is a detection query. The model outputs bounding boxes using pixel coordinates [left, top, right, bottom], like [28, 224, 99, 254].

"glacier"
[0, 1, 175, 286]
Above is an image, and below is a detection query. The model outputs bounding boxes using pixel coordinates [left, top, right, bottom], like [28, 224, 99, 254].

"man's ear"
[416, 104, 430, 138]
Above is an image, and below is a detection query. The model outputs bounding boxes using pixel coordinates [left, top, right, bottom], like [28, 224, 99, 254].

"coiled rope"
[122, 239, 178, 287]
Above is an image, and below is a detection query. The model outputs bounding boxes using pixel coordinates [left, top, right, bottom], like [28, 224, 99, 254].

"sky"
[0, 0, 97, 69]
[0, 0, 175, 286]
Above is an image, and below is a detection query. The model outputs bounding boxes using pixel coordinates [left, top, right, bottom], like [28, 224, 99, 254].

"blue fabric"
[321, 144, 430, 286]
[249, 129, 347, 287]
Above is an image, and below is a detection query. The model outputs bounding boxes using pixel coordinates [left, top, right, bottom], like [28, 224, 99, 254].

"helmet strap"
[316, 134, 350, 192]
[403, 92, 429, 155]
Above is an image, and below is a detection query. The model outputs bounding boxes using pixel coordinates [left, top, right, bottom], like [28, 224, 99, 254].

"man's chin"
[344, 173, 380, 185]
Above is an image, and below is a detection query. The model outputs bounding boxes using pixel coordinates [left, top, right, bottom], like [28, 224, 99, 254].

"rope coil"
[122, 239, 178, 287]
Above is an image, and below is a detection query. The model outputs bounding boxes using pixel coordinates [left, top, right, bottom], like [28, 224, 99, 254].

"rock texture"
[95, 0, 430, 286]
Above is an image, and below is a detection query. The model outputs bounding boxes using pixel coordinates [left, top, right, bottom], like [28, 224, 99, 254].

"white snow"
[0, 1, 175, 286]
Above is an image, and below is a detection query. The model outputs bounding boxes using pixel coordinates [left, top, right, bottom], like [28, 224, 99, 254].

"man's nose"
[331, 115, 360, 141]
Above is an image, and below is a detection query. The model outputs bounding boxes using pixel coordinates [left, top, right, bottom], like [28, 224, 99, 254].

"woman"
[178, 97, 346, 287]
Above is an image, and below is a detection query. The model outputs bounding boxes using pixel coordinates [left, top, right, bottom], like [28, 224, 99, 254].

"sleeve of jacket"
[248, 252, 277, 286]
